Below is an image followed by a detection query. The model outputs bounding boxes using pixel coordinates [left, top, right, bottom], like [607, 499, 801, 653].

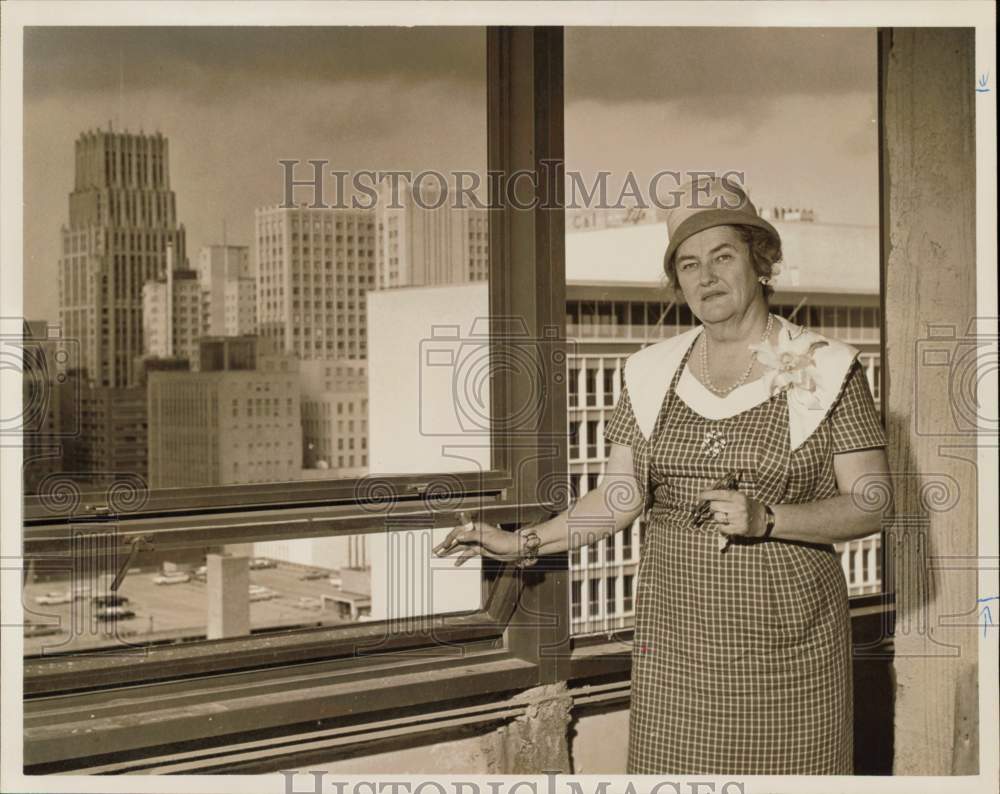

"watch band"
[515, 528, 542, 568]
[761, 504, 776, 540]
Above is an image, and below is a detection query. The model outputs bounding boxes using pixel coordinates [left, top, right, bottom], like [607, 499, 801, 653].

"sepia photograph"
[0, 2, 996, 792]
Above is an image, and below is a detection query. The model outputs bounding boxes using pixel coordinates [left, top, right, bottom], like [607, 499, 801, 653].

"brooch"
[701, 428, 727, 458]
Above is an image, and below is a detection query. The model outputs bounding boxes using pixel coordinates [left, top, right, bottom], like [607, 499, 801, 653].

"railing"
[566, 321, 881, 344]
[836, 535, 883, 597]
[565, 322, 681, 341]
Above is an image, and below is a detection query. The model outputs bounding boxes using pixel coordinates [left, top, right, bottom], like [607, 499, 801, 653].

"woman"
[434, 176, 892, 775]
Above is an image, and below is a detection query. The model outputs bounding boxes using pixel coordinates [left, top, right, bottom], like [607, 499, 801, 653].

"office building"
[141, 246, 202, 369]
[255, 206, 375, 361]
[299, 359, 369, 475]
[61, 385, 148, 487]
[58, 128, 187, 388]
[146, 336, 301, 488]
[366, 283, 491, 623]
[256, 358, 369, 574]
[20, 320, 79, 495]
[198, 244, 256, 337]
[375, 179, 489, 289]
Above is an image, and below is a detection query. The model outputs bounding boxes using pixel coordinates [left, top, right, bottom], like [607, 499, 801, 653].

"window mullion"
[488, 26, 571, 684]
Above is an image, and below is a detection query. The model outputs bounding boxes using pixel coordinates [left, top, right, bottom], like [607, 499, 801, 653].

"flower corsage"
[750, 325, 829, 409]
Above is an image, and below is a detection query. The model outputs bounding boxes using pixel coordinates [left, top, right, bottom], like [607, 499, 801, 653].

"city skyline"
[21, 122, 886, 651]
[23, 26, 878, 322]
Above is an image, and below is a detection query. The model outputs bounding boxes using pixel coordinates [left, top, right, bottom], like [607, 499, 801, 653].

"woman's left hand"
[697, 489, 768, 538]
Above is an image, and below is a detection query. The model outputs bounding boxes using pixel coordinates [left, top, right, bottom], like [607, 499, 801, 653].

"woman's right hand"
[433, 513, 520, 566]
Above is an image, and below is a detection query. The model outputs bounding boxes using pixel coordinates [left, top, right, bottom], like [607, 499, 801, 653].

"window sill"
[24, 647, 539, 773]
[24, 610, 507, 696]
[22, 597, 896, 772]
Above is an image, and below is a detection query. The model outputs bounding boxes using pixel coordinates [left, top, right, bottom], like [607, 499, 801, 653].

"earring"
[758, 276, 771, 285]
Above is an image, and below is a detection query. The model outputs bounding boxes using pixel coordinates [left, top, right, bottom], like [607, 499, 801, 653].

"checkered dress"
[604, 343, 886, 775]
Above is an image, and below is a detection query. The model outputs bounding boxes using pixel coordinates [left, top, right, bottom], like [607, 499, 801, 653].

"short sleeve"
[827, 359, 886, 453]
[604, 382, 640, 448]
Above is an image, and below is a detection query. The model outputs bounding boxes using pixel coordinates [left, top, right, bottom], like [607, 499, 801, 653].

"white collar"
[622, 315, 859, 452]
[675, 366, 771, 421]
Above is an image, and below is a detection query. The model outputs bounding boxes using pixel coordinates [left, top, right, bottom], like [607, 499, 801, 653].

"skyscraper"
[375, 179, 489, 289]
[59, 128, 187, 388]
[198, 244, 256, 337]
[141, 245, 202, 368]
[255, 206, 374, 361]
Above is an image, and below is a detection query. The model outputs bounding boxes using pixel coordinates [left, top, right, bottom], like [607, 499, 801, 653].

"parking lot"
[23, 560, 353, 656]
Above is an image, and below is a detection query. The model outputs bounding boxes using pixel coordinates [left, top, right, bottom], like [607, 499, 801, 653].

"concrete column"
[882, 28, 979, 775]
[206, 551, 250, 640]
[485, 683, 573, 774]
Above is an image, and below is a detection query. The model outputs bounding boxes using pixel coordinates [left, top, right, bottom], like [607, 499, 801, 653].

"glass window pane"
[21, 26, 501, 666]
[22, 27, 490, 505]
[23, 526, 481, 656]
[564, 27, 881, 636]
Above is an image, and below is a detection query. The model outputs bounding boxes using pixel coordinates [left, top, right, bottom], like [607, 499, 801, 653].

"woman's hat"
[662, 176, 780, 274]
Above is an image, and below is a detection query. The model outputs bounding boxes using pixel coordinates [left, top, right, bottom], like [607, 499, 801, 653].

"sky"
[22, 26, 878, 322]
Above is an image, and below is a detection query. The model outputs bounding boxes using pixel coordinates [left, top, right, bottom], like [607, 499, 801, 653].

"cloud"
[24, 26, 485, 100]
[565, 27, 875, 103]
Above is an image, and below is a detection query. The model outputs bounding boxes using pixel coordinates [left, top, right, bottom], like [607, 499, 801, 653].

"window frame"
[20, 25, 900, 772]
[22, 27, 576, 772]
[23, 22, 568, 691]
[23, 29, 519, 526]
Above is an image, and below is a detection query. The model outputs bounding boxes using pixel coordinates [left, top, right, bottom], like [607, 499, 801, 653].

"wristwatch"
[761, 504, 776, 540]
[515, 527, 542, 568]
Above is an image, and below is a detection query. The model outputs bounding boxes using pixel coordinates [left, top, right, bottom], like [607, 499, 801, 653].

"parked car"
[92, 594, 129, 608]
[249, 558, 277, 570]
[299, 569, 327, 581]
[34, 591, 72, 606]
[24, 621, 62, 637]
[96, 606, 136, 621]
[153, 572, 191, 585]
[249, 585, 279, 602]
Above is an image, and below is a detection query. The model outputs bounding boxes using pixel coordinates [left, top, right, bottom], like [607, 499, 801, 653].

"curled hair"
[664, 224, 783, 302]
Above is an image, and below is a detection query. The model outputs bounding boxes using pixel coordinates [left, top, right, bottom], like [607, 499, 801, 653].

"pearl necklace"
[700, 313, 774, 396]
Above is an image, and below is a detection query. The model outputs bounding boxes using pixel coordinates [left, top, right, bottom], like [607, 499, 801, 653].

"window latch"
[110, 535, 152, 592]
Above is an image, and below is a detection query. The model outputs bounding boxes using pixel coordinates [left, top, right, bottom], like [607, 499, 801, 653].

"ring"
[714, 511, 729, 524]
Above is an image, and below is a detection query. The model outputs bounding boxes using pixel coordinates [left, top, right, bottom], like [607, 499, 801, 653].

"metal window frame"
[25, 27, 521, 527]
[22, 26, 898, 772]
[22, 28, 572, 771]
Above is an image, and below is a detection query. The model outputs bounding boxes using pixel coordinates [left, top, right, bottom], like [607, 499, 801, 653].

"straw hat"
[662, 176, 780, 274]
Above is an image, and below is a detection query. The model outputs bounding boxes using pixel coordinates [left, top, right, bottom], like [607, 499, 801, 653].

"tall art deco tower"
[59, 128, 187, 387]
